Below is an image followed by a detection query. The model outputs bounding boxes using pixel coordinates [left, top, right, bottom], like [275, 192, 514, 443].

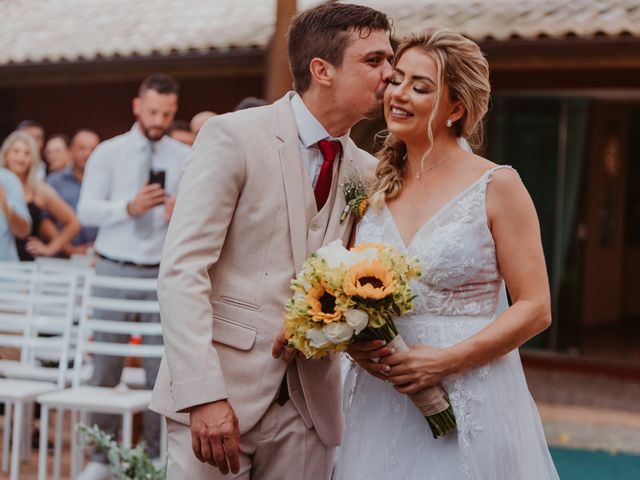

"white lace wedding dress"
[334, 166, 559, 480]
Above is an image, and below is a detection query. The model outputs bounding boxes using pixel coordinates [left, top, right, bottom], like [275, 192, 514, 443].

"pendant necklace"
[407, 151, 456, 180]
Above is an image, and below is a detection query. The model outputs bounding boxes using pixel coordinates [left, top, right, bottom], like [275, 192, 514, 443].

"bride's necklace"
[406, 151, 456, 180]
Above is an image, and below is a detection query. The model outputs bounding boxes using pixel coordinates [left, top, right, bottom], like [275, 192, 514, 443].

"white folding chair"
[32, 258, 146, 389]
[0, 265, 83, 384]
[0, 262, 37, 347]
[0, 270, 77, 480]
[37, 274, 165, 480]
[34, 258, 95, 371]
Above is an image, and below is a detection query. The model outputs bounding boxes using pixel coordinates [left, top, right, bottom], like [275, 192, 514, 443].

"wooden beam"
[0, 49, 264, 88]
[482, 37, 640, 72]
[265, 0, 296, 102]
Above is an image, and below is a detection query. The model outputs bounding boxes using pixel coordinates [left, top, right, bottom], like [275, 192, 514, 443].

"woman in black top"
[0, 131, 80, 260]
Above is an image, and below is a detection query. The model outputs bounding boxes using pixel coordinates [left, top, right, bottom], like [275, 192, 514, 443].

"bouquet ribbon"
[387, 335, 451, 417]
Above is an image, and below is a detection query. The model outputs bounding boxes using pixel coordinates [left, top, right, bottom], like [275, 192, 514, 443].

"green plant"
[77, 423, 166, 480]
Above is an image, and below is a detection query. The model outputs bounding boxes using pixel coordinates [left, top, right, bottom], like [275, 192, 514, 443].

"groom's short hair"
[287, 3, 391, 94]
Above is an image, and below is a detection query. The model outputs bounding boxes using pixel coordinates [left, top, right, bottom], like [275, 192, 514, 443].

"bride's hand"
[384, 345, 455, 394]
[347, 340, 394, 381]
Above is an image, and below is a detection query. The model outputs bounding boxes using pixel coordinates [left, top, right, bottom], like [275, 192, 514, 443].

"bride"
[334, 28, 559, 479]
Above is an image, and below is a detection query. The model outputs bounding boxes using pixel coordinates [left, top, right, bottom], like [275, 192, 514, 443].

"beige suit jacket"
[150, 93, 376, 447]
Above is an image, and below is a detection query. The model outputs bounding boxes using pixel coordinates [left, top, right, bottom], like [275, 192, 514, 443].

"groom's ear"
[309, 57, 334, 88]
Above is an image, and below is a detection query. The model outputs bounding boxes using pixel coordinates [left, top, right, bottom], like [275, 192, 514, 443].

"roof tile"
[0, 0, 637, 66]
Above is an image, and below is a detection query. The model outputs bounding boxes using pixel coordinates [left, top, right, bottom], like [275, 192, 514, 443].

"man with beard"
[76, 74, 188, 480]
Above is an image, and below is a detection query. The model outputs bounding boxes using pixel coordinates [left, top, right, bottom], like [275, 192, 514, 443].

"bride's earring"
[446, 119, 453, 128]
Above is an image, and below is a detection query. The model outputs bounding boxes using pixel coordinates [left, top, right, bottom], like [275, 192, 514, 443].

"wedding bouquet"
[284, 240, 457, 438]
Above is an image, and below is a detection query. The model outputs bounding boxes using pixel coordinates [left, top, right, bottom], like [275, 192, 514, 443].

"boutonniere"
[340, 173, 369, 223]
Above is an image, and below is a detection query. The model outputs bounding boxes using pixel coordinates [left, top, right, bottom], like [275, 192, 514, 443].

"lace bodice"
[356, 166, 516, 317]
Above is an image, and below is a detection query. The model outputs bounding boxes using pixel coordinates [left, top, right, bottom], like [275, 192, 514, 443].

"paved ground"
[526, 364, 640, 478]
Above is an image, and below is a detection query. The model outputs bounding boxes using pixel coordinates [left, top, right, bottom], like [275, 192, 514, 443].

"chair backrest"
[35, 256, 94, 270]
[73, 274, 163, 388]
[0, 262, 34, 311]
[35, 257, 94, 321]
[0, 268, 77, 387]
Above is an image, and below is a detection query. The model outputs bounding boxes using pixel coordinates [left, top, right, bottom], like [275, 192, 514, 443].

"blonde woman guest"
[337, 28, 559, 479]
[0, 131, 80, 261]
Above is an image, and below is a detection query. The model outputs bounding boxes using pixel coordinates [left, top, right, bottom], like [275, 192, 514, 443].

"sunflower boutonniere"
[340, 173, 369, 223]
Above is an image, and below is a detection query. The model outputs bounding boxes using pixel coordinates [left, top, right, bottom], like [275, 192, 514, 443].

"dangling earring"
[446, 119, 453, 128]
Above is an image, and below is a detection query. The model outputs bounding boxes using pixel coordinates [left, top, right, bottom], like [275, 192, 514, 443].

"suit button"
[310, 223, 321, 231]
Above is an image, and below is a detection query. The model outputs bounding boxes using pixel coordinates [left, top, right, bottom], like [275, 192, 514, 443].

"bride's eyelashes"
[387, 75, 431, 94]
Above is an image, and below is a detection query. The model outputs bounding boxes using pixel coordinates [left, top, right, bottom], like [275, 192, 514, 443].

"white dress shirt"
[77, 124, 189, 264]
[290, 93, 350, 188]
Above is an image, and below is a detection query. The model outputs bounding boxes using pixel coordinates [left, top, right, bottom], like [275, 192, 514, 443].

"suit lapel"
[274, 95, 309, 272]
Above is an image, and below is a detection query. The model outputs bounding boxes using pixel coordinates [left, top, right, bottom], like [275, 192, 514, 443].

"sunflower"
[351, 242, 385, 254]
[306, 282, 343, 323]
[344, 259, 396, 300]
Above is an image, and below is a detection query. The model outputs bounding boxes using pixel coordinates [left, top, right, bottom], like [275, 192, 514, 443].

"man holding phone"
[76, 73, 189, 480]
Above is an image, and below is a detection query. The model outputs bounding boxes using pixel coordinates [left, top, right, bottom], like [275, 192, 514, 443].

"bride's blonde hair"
[370, 28, 491, 209]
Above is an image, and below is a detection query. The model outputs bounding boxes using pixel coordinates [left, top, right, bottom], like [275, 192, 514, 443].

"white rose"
[322, 322, 355, 344]
[306, 328, 331, 349]
[344, 309, 369, 334]
[316, 240, 352, 269]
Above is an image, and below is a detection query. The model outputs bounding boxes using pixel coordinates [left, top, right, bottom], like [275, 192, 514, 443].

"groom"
[151, 3, 393, 478]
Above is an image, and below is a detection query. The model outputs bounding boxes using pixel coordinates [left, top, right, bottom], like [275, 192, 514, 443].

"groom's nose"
[381, 60, 393, 83]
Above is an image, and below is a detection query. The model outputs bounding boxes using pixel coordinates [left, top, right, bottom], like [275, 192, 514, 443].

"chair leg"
[75, 410, 87, 477]
[54, 408, 64, 480]
[9, 401, 23, 480]
[21, 401, 33, 461]
[160, 415, 167, 465]
[37, 405, 49, 480]
[2, 401, 12, 473]
[122, 412, 133, 449]
[70, 410, 79, 479]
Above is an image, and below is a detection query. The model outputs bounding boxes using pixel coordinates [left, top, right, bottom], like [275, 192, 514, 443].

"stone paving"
[525, 365, 640, 456]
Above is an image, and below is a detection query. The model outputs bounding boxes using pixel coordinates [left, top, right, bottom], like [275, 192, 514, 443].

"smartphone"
[149, 169, 166, 189]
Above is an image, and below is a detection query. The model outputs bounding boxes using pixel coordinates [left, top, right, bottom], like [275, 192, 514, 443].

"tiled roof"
[352, 0, 640, 41]
[0, 0, 322, 64]
[0, 0, 638, 66]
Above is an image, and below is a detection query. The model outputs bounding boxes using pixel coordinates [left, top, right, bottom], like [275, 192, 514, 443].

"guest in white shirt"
[76, 73, 189, 480]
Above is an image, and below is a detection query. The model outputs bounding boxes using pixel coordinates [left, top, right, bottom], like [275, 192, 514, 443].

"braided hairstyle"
[370, 28, 491, 209]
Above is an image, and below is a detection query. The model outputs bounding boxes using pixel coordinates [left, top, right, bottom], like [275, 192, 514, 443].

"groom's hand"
[347, 340, 394, 381]
[189, 400, 241, 475]
[272, 331, 296, 363]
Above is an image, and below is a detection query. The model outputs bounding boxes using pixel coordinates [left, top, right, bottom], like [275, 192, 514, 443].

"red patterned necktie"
[315, 140, 341, 210]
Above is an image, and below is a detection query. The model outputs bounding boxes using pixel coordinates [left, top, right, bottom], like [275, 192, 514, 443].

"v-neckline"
[385, 172, 488, 250]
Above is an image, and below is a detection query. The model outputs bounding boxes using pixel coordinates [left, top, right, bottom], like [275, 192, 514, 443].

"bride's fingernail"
[382, 365, 390, 372]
